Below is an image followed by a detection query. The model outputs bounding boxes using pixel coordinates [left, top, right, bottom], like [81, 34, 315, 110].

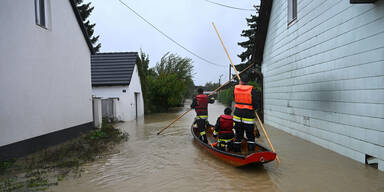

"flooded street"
[53, 101, 384, 192]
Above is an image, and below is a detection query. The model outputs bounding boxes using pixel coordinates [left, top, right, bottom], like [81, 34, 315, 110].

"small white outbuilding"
[91, 52, 144, 121]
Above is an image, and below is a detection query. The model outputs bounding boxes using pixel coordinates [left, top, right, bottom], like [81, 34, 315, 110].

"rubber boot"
[247, 142, 255, 152]
[233, 142, 241, 152]
[218, 142, 225, 151]
[228, 142, 233, 152]
[224, 143, 228, 152]
[255, 128, 261, 138]
[200, 134, 208, 144]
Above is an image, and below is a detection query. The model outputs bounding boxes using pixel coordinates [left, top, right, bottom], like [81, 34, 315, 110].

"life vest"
[219, 114, 233, 134]
[234, 85, 253, 110]
[195, 94, 208, 114]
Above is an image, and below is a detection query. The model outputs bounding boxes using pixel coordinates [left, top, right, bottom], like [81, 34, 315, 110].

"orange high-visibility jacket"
[234, 85, 254, 110]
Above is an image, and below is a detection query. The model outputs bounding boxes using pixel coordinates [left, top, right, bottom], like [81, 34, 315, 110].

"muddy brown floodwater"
[53, 101, 384, 192]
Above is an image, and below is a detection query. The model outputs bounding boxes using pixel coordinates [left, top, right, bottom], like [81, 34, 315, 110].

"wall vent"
[365, 154, 378, 169]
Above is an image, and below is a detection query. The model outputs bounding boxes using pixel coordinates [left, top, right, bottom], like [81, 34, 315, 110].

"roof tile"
[91, 52, 138, 86]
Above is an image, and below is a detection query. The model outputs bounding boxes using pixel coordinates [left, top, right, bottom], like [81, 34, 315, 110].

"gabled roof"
[69, 0, 95, 54]
[91, 52, 138, 86]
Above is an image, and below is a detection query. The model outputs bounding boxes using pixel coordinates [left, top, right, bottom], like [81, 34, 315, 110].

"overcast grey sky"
[85, 0, 260, 85]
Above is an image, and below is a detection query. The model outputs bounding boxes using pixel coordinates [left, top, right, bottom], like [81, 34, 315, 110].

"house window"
[288, 0, 297, 25]
[35, 0, 47, 28]
[350, 0, 377, 3]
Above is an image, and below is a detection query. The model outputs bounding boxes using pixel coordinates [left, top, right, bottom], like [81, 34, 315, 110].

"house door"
[134, 92, 139, 120]
[102, 98, 114, 120]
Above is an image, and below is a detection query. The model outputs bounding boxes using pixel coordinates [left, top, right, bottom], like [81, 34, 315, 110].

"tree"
[236, 5, 263, 83]
[76, 0, 101, 52]
[136, 50, 150, 96]
[184, 77, 195, 98]
[137, 52, 195, 113]
[136, 50, 159, 113]
[238, 6, 260, 66]
[149, 53, 194, 110]
[155, 53, 194, 81]
[136, 50, 150, 112]
[203, 81, 220, 91]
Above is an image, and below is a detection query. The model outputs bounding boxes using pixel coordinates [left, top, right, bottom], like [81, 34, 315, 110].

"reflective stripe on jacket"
[219, 114, 233, 134]
[233, 115, 255, 124]
[234, 85, 254, 110]
[195, 115, 208, 119]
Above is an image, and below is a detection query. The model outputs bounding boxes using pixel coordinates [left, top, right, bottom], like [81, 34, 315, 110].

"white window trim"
[35, 0, 51, 29]
[287, 0, 297, 26]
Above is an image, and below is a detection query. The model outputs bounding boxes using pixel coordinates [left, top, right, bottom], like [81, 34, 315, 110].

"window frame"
[350, 0, 377, 3]
[287, 0, 297, 25]
[35, 0, 47, 29]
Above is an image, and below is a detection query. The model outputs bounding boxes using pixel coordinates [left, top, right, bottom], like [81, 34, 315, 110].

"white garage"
[91, 52, 144, 121]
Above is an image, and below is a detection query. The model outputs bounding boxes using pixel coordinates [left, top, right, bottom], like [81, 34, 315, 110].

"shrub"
[218, 87, 234, 107]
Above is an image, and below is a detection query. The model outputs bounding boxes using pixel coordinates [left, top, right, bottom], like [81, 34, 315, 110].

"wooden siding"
[262, 0, 384, 166]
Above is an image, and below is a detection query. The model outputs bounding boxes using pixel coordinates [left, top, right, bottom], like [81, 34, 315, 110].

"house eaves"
[69, 0, 95, 54]
[253, 0, 273, 66]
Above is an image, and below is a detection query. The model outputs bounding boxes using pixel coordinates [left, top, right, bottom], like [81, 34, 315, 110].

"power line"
[204, 0, 257, 12]
[118, 0, 225, 67]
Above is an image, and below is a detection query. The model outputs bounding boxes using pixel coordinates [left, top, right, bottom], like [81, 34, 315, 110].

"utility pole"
[218, 74, 223, 100]
[229, 64, 231, 81]
[219, 74, 223, 86]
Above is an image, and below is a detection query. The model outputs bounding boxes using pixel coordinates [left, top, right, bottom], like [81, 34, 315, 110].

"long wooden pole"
[211, 22, 279, 163]
[210, 63, 254, 94]
[157, 109, 192, 135]
[255, 112, 280, 163]
[212, 22, 241, 81]
[157, 64, 255, 135]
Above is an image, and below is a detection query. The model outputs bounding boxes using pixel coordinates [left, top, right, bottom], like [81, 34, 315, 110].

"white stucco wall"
[0, 0, 93, 146]
[262, 0, 384, 170]
[92, 65, 144, 121]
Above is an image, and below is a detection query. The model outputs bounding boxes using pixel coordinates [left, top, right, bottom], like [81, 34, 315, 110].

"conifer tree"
[76, 0, 101, 52]
[238, 6, 259, 66]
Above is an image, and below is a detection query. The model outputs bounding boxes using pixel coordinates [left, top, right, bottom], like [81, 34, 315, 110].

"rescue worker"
[213, 107, 234, 151]
[233, 74, 259, 152]
[191, 88, 215, 143]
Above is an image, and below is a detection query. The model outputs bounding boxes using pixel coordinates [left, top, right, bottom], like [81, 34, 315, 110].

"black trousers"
[196, 119, 207, 132]
[196, 119, 208, 143]
[217, 132, 234, 151]
[234, 122, 255, 142]
[218, 132, 234, 140]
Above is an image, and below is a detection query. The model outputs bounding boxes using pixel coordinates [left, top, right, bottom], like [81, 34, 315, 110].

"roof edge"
[94, 52, 138, 55]
[253, 0, 273, 66]
[92, 83, 131, 87]
[69, 0, 95, 54]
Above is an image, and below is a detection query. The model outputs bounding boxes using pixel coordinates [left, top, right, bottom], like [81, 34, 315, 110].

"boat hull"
[191, 124, 276, 166]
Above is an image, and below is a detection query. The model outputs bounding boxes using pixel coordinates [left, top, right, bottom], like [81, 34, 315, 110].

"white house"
[0, 0, 95, 160]
[260, 0, 384, 171]
[91, 52, 144, 121]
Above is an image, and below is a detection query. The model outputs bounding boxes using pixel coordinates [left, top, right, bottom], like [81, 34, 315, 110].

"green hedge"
[218, 87, 234, 107]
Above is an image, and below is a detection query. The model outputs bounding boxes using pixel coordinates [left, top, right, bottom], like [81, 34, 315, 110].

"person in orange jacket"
[213, 107, 235, 151]
[232, 74, 260, 152]
[191, 88, 215, 143]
